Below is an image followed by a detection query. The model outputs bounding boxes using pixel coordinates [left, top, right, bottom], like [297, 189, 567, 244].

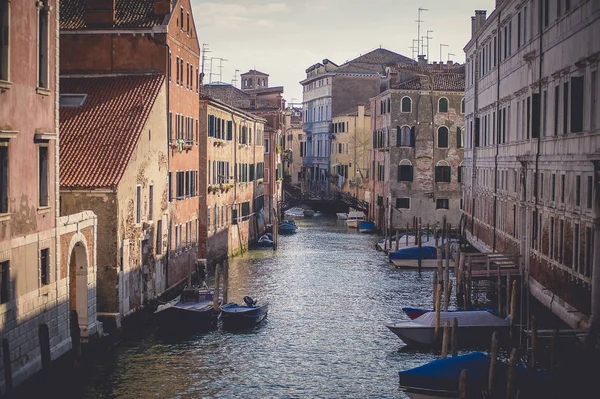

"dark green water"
[20, 215, 446, 399]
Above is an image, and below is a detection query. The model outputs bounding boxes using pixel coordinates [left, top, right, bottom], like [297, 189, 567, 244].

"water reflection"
[23, 214, 448, 399]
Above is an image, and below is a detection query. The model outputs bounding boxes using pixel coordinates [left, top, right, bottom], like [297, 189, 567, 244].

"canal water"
[21, 214, 446, 399]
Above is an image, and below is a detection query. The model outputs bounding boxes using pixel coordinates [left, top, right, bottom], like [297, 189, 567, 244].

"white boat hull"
[390, 259, 454, 269]
[336, 213, 348, 220]
[387, 324, 508, 347]
[346, 219, 365, 228]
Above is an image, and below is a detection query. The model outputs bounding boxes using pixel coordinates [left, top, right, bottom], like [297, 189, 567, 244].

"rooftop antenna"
[447, 53, 455, 63]
[232, 69, 240, 87]
[201, 43, 211, 75]
[416, 7, 428, 56]
[411, 39, 419, 60]
[439, 43, 449, 63]
[217, 58, 228, 83]
[425, 30, 434, 62]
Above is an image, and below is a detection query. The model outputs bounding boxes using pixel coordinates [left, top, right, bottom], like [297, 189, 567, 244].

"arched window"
[461, 98, 465, 114]
[401, 97, 412, 113]
[439, 97, 449, 113]
[435, 160, 451, 183]
[396, 125, 413, 147]
[437, 126, 449, 148]
[397, 159, 413, 182]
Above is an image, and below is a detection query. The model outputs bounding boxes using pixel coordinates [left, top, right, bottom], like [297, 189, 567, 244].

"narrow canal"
[22, 214, 445, 399]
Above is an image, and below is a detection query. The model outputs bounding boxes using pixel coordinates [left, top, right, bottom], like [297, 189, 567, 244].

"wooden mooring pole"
[506, 348, 518, 399]
[451, 317, 458, 357]
[417, 222, 422, 271]
[406, 223, 409, 246]
[222, 260, 229, 304]
[531, 316, 537, 369]
[433, 270, 438, 309]
[510, 279, 517, 341]
[488, 332, 498, 396]
[213, 264, 220, 312]
[441, 321, 450, 358]
[434, 283, 442, 344]
[395, 229, 400, 251]
[459, 369, 468, 399]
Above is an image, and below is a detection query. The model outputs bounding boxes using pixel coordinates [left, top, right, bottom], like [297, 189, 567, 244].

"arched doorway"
[69, 242, 89, 332]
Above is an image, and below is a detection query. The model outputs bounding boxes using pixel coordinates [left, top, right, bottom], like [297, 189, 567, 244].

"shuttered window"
[398, 165, 413, 182]
[570, 76, 584, 133]
[435, 166, 451, 183]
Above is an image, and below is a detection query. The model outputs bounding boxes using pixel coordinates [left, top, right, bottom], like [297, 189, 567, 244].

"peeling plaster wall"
[116, 84, 168, 315]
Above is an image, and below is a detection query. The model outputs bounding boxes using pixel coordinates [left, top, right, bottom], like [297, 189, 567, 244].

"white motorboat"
[377, 234, 434, 252]
[345, 211, 367, 228]
[386, 311, 509, 347]
[336, 212, 348, 220]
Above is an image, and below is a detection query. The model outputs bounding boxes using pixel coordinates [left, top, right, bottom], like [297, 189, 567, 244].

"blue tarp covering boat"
[278, 221, 297, 235]
[358, 222, 375, 233]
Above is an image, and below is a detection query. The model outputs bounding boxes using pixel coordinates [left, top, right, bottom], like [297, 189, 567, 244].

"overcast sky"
[192, 0, 495, 103]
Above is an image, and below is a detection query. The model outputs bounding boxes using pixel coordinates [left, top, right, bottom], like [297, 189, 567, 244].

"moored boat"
[388, 245, 453, 269]
[345, 211, 367, 228]
[386, 311, 509, 347]
[303, 209, 315, 217]
[220, 296, 268, 329]
[336, 212, 348, 220]
[256, 233, 274, 248]
[376, 233, 434, 252]
[399, 352, 551, 399]
[278, 221, 297, 235]
[154, 287, 217, 331]
[402, 307, 498, 320]
[358, 221, 375, 233]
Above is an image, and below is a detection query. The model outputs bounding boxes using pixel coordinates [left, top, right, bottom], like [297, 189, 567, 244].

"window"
[570, 76, 584, 133]
[552, 174, 556, 201]
[574, 223, 580, 272]
[0, 260, 8, 304]
[561, 174, 565, 203]
[550, 217, 555, 259]
[457, 127, 463, 148]
[0, 0, 8, 81]
[461, 98, 465, 114]
[398, 160, 413, 182]
[435, 161, 451, 183]
[438, 97, 449, 113]
[587, 176, 593, 209]
[396, 197, 410, 209]
[397, 126, 413, 147]
[554, 85, 560, 136]
[40, 249, 49, 286]
[264, 138, 270, 153]
[591, 70, 597, 130]
[148, 185, 154, 221]
[563, 81, 569, 134]
[585, 227, 593, 277]
[436, 199, 450, 210]
[136, 186, 142, 224]
[38, 146, 48, 207]
[168, 172, 172, 202]
[180, 6, 184, 31]
[0, 146, 6, 213]
[156, 220, 162, 254]
[401, 97, 412, 113]
[437, 126, 449, 148]
[37, 4, 49, 88]
[458, 165, 463, 183]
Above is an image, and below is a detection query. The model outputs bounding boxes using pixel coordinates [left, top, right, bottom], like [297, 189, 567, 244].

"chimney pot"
[417, 54, 427, 67]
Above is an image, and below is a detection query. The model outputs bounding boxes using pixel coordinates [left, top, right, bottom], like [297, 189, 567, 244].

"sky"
[192, 0, 495, 104]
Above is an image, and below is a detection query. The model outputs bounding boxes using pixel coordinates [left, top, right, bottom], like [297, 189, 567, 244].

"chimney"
[447, 60, 454, 67]
[154, 0, 172, 16]
[471, 16, 477, 37]
[418, 55, 427, 67]
[84, 0, 116, 27]
[475, 10, 487, 33]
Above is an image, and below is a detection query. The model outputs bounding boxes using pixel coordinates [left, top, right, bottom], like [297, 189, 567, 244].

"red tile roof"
[60, 0, 167, 30]
[60, 74, 164, 188]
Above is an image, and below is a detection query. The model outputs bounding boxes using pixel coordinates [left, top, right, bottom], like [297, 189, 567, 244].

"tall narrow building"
[0, 0, 99, 393]
[463, 1, 600, 330]
[59, 0, 201, 325]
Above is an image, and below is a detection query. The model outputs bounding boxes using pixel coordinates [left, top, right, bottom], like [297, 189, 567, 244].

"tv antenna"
[416, 7, 428, 57]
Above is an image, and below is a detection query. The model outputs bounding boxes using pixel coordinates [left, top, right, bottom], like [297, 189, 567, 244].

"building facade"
[199, 97, 266, 263]
[463, 0, 600, 329]
[284, 106, 305, 186]
[368, 61, 465, 231]
[59, 75, 169, 327]
[0, 0, 99, 393]
[330, 104, 372, 203]
[300, 49, 414, 198]
[60, 0, 202, 307]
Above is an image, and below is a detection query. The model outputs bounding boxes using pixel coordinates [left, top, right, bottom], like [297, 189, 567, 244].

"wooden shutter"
[410, 127, 416, 148]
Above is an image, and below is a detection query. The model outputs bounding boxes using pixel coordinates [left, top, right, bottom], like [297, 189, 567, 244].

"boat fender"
[243, 296, 256, 306]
